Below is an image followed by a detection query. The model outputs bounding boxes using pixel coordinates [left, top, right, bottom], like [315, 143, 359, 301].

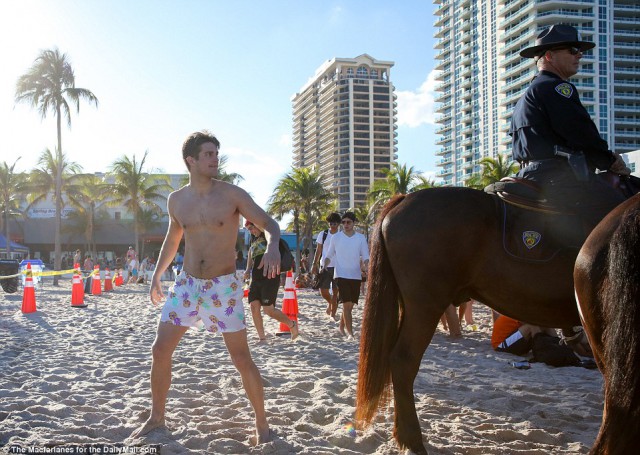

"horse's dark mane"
[600, 207, 640, 442]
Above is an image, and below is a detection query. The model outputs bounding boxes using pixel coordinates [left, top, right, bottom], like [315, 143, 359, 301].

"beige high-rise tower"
[292, 54, 397, 211]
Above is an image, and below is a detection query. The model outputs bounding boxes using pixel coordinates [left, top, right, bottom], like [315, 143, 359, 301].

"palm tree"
[177, 154, 243, 187]
[64, 174, 112, 258]
[15, 48, 98, 283]
[465, 155, 519, 189]
[26, 149, 84, 282]
[108, 151, 172, 255]
[137, 208, 164, 260]
[368, 162, 432, 217]
[267, 167, 334, 272]
[352, 201, 377, 242]
[217, 155, 244, 184]
[0, 158, 28, 256]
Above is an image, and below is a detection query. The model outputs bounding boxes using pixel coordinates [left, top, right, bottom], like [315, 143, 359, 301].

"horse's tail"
[355, 194, 405, 429]
[597, 206, 640, 452]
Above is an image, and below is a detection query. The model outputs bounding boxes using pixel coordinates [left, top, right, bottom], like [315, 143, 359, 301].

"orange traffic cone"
[21, 263, 37, 314]
[114, 269, 122, 286]
[91, 265, 102, 296]
[71, 263, 87, 308]
[104, 268, 113, 292]
[279, 271, 299, 333]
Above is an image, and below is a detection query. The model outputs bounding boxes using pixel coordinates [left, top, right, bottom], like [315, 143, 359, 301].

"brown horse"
[574, 193, 640, 455]
[354, 187, 592, 454]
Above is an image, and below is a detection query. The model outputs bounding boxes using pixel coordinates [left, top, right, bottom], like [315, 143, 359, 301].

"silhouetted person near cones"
[83, 255, 93, 272]
[322, 212, 369, 340]
[311, 212, 341, 320]
[73, 249, 81, 267]
[244, 220, 298, 342]
[129, 131, 279, 446]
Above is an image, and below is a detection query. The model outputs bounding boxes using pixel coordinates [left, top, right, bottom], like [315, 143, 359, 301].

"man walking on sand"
[322, 212, 369, 339]
[130, 131, 280, 445]
[311, 212, 341, 320]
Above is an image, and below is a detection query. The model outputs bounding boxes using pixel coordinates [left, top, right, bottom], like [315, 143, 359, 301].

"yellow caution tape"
[23, 268, 79, 277]
[0, 268, 101, 279]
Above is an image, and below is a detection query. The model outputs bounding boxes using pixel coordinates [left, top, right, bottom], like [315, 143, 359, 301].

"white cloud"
[329, 6, 344, 25]
[278, 133, 291, 148]
[224, 146, 289, 207]
[420, 170, 441, 185]
[396, 69, 441, 128]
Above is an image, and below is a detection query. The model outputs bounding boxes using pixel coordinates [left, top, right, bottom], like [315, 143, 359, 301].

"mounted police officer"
[510, 24, 631, 229]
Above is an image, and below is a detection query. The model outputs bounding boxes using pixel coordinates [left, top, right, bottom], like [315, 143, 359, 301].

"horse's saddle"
[484, 174, 640, 262]
[484, 177, 562, 214]
[485, 178, 584, 262]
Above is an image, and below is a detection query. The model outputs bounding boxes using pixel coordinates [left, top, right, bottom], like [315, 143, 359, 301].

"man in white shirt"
[311, 212, 341, 319]
[322, 212, 369, 339]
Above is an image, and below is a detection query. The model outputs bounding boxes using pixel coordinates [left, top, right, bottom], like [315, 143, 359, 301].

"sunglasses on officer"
[550, 46, 581, 55]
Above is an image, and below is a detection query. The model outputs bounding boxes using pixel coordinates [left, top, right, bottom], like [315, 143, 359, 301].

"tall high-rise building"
[434, 0, 640, 187]
[292, 54, 397, 211]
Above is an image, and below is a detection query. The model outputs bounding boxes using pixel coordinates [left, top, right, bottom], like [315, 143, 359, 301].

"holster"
[554, 145, 590, 182]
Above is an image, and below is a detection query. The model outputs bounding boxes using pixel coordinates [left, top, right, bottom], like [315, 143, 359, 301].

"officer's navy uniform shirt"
[510, 70, 614, 171]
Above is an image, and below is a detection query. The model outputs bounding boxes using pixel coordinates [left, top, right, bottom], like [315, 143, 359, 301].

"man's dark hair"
[342, 211, 357, 222]
[326, 212, 341, 223]
[182, 130, 220, 170]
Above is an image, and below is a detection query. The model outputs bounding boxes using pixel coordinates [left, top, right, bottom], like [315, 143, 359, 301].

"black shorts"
[318, 267, 336, 290]
[248, 278, 280, 306]
[336, 278, 361, 304]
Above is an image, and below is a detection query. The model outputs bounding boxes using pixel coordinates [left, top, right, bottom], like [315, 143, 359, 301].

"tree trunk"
[134, 211, 140, 261]
[3, 211, 11, 257]
[53, 108, 63, 285]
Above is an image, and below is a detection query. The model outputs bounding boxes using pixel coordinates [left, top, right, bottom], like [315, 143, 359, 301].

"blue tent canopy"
[280, 233, 300, 250]
[0, 234, 29, 254]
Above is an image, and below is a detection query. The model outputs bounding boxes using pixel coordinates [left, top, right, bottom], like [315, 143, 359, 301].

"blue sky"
[0, 0, 439, 209]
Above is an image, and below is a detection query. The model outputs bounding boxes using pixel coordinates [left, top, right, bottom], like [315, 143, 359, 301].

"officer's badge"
[522, 231, 542, 249]
[555, 83, 573, 98]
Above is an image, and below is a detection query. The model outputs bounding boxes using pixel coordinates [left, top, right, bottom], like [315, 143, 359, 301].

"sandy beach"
[1, 279, 603, 454]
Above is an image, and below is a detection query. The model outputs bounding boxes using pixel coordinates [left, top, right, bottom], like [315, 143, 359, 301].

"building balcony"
[614, 67, 640, 75]
[436, 146, 452, 156]
[435, 124, 453, 135]
[614, 103, 640, 113]
[502, 15, 534, 37]
[436, 134, 453, 145]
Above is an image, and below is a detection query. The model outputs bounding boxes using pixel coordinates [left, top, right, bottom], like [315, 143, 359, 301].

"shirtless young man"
[130, 131, 281, 445]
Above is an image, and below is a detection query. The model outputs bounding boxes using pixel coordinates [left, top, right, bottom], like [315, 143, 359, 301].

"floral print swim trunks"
[159, 270, 246, 334]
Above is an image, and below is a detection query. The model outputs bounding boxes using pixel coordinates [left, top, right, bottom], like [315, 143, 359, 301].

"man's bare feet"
[129, 416, 165, 439]
[249, 428, 273, 446]
[338, 326, 346, 337]
[289, 320, 299, 340]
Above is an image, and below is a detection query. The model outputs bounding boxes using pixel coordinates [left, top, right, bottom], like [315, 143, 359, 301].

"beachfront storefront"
[9, 218, 169, 268]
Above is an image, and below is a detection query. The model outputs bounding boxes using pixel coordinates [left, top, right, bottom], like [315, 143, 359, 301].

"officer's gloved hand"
[609, 153, 631, 176]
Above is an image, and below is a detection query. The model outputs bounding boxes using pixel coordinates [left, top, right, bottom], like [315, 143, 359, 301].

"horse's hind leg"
[390, 297, 441, 454]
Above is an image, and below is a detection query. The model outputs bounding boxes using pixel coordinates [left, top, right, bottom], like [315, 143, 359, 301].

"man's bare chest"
[175, 199, 237, 231]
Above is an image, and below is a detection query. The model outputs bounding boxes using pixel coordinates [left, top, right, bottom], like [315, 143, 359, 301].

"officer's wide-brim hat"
[520, 24, 595, 58]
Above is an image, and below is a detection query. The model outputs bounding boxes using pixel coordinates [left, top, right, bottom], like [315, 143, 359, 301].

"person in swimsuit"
[130, 131, 281, 446]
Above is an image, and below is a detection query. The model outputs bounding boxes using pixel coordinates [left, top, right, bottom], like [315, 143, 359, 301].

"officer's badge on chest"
[555, 83, 573, 98]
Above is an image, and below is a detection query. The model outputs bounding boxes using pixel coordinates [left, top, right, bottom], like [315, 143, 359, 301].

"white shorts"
[159, 270, 246, 334]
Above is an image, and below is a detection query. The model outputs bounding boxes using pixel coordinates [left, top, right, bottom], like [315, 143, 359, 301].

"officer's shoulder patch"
[555, 82, 573, 98]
